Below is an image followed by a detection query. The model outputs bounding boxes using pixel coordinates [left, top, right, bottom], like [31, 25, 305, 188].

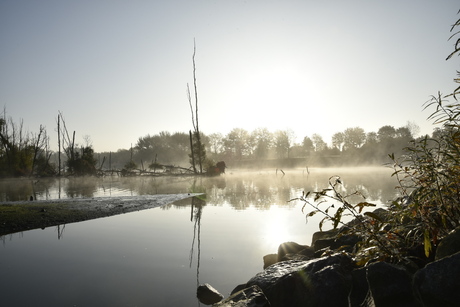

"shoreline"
[0, 193, 203, 236]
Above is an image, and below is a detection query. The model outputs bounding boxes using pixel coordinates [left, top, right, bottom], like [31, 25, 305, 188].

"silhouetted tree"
[331, 132, 344, 151]
[343, 127, 366, 150]
[312, 134, 327, 152]
[252, 128, 273, 159]
[302, 136, 314, 155]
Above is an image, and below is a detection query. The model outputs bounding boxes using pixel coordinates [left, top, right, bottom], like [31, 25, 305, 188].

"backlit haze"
[1, 1, 459, 152]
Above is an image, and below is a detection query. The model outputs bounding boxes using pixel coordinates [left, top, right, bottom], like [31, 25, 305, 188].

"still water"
[1, 167, 399, 306]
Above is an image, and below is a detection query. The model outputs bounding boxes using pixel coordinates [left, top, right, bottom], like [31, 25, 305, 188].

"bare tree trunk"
[189, 130, 197, 174]
[30, 124, 44, 176]
[57, 114, 61, 176]
[187, 39, 204, 174]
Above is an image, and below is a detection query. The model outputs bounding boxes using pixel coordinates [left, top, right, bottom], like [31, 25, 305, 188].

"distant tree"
[331, 132, 344, 151]
[0, 112, 54, 177]
[343, 127, 366, 150]
[302, 136, 315, 155]
[223, 128, 250, 160]
[312, 134, 327, 152]
[395, 126, 412, 139]
[377, 125, 396, 142]
[366, 132, 378, 144]
[207, 133, 224, 156]
[67, 146, 97, 175]
[406, 121, 420, 138]
[252, 128, 273, 159]
[274, 130, 291, 159]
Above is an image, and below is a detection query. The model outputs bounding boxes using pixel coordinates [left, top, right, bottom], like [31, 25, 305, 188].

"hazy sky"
[1, 1, 459, 152]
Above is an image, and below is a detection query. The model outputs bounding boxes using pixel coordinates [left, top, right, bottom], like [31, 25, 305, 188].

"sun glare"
[262, 209, 292, 251]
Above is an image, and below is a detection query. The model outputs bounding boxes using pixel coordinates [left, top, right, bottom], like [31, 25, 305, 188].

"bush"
[293, 11, 460, 267]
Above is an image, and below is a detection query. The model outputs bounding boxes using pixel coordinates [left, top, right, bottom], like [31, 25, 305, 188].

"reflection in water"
[189, 197, 204, 290]
[56, 224, 65, 240]
[0, 168, 399, 209]
[0, 168, 401, 306]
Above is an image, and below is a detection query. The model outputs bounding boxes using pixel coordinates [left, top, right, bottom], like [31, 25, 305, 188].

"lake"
[0, 167, 399, 306]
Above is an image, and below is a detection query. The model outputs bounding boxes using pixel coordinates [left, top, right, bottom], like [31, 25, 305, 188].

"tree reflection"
[0, 168, 399, 209]
[189, 196, 205, 290]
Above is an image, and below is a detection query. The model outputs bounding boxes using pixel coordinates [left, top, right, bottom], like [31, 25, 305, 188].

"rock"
[413, 251, 460, 307]
[435, 226, 460, 260]
[196, 283, 224, 305]
[365, 261, 420, 307]
[278, 252, 314, 263]
[263, 254, 278, 269]
[213, 285, 270, 307]
[349, 266, 368, 307]
[244, 253, 354, 307]
[313, 233, 360, 255]
[311, 228, 339, 245]
[277, 242, 309, 261]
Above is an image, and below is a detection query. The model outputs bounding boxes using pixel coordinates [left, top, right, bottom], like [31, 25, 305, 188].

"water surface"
[0, 167, 398, 306]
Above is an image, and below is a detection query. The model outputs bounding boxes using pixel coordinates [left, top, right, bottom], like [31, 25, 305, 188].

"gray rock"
[435, 226, 460, 260]
[244, 253, 353, 307]
[413, 251, 460, 307]
[311, 228, 339, 245]
[213, 285, 271, 307]
[277, 242, 309, 261]
[263, 254, 278, 269]
[197, 283, 224, 305]
[366, 261, 420, 307]
[313, 233, 360, 255]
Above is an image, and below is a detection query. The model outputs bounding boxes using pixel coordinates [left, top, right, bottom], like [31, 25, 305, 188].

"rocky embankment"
[197, 211, 460, 307]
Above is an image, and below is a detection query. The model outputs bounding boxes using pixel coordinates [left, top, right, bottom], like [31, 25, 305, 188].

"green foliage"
[66, 146, 97, 176]
[292, 177, 403, 265]
[0, 116, 55, 177]
[390, 94, 460, 258]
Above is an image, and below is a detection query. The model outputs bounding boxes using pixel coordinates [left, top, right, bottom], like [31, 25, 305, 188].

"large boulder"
[243, 253, 354, 307]
[349, 266, 368, 307]
[413, 251, 460, 307]
[435, 226, 460, 260]
[277, 241, 314, 261]
[365, 261, 420, 307]
[263, 254, 278, 269]
[213, 285, 270, 307]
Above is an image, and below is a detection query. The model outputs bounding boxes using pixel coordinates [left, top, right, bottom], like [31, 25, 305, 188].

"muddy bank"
[0, 193, 203, 236]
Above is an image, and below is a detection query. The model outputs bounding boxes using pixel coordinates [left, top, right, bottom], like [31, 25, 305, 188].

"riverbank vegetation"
[294, 11, 460, 267]
[0, 113, 426, 178]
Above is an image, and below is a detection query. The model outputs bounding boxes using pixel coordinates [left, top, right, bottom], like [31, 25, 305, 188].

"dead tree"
[187, 39, 205, 174]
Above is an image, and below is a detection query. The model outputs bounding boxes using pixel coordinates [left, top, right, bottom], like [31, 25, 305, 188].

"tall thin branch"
[192, 39, 199, 133]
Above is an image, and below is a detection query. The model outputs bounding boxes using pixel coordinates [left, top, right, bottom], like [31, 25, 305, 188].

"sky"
[1, 0, 459, 153]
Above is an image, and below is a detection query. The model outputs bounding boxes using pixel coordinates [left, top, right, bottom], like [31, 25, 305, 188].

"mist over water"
[0, 166, 398, 206]
[1, 167, 399, 306]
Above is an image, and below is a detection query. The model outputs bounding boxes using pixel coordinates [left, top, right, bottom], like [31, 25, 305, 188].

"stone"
[213, 285, 270, 307]
[196, 283, 224, 305]
[263, 254, 278, 269]
[349, 266, 368, 307]
[244, 253, 354, 307]
[366, 261, 420, 307]
[413, 251, 460, 307]
[277, 242, 308, 261]
[311, 228, 339, 245]
[435, 226, 460, 260]
[313, 233, 360, 254]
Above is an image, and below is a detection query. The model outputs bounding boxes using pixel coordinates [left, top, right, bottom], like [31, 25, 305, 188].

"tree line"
[0, 108, 430, 177]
